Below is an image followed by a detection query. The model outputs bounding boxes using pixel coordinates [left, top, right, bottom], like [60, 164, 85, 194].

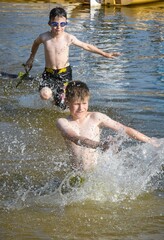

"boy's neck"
[50, 30, 64, 38]
[70, 112, 89, 122]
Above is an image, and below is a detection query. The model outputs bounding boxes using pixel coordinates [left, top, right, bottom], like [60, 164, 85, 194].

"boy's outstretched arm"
[99, 113, 158, 146]
[123, 127, 159, 146]
[25, 37, 42, 71]
[71, 36, 121, 59]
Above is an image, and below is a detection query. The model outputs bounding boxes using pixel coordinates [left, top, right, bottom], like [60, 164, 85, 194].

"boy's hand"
[99, 136, 115, 152]
[24, 58, 33, 72]
[104, 52, 121, 59]
[149, 137, 162, 147]
[100, 136, 120, 153]
[100, 140, 110, 151]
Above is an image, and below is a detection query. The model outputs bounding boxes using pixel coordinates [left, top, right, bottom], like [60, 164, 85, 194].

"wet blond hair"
[66, 81, 90, 102]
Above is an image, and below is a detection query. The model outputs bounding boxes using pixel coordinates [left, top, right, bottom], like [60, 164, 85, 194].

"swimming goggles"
[50, 22, 67, 27]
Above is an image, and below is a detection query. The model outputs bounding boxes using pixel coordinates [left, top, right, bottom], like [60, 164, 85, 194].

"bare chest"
[44, 37, 69, 55]
[71, 121, 100, 141]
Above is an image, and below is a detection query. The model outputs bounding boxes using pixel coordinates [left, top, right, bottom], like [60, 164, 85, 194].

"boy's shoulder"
[56, 116, 70, 126]
[89, 112, 110, 124]
[64, 32, 78, 42]
[38, 31, 51, 40]
[90, 111, 107, 119]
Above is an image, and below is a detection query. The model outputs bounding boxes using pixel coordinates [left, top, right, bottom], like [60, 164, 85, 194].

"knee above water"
[40, 87, 52, 100]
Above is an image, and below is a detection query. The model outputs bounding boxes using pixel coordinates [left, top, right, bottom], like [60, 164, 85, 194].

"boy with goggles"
[25, 7, 120, 110]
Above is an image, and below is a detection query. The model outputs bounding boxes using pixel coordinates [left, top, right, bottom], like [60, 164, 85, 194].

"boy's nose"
[78, 104, 83, 110]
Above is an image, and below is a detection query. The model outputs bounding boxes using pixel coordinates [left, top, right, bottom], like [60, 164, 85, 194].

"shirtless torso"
[37, 31, 73, 69]
[63, 112, 101, 171]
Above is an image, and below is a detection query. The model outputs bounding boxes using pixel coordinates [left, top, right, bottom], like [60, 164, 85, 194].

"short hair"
[66, 81, 90, 102]
[49, 7, 67, 21]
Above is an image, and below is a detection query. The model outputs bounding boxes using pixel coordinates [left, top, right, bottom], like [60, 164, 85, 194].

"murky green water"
[0, 1, 164, 239]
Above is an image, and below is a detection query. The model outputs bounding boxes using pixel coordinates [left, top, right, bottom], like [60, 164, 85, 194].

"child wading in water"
[57, 81, 159, 172]
[25, 7, 120, 110]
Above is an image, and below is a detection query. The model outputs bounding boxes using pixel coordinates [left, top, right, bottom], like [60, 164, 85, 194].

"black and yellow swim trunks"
[39, 66, 72, 109]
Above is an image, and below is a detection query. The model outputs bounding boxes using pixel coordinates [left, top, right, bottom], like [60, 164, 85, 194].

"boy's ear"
[48, 20, 51, 26]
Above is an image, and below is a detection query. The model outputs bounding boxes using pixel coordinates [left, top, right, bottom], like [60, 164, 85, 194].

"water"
[0, 1, 164, 239]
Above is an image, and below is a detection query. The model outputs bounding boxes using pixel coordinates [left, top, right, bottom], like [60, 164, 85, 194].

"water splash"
[85, 139, 164, 202]
[3, 138, 163, 210]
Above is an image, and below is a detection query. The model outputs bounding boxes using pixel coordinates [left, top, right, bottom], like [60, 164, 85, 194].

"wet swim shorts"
[39, 66, 72, 109]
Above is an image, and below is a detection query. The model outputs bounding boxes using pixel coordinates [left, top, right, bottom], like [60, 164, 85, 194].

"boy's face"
[67, 96, 90, 120]
[49, 16, 67, 34]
